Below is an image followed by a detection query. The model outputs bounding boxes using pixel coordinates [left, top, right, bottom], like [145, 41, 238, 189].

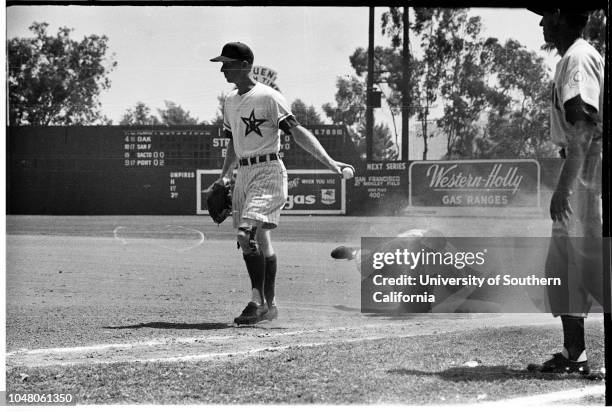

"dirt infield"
[5, 215, 606, 405]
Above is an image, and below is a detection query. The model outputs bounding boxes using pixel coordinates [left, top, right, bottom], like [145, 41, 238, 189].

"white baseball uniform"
[223, 82, 290, 229]
[545, 38, 604, 316]
[550, 38, 604, 147]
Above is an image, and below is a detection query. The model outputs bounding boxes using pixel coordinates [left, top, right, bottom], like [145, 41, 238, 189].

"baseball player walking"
[209, 42, 354, 325]
[527, 8, 605, 376]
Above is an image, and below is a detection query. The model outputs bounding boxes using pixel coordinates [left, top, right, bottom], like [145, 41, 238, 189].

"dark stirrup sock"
[243, 251, 266, 303]
[264, 255, 277, 306]
[561, 315, 586, 361]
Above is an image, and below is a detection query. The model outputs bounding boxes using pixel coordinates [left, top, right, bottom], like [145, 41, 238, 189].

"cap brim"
[527, 8, 549, 15]
[210, 55, 240, 62]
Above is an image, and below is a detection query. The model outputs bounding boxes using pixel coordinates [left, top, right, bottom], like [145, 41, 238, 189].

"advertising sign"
[197, 169, 345, 215]
[349, 161, 409, 215]
[283, 170, 345, 214]
[409, 159, 540, 208]
[252, 65, 280, 91]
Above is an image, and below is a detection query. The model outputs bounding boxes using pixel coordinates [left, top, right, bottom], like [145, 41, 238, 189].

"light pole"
[401, 6, 410, 162]
[366, 6, 375, 161]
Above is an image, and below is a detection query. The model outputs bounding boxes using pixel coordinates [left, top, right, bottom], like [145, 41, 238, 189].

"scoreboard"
[7, 125, 358, 215]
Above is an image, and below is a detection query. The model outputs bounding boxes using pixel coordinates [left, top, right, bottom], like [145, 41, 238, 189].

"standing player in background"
[527, 8, 605, 376]
[209, 42, 354, 325]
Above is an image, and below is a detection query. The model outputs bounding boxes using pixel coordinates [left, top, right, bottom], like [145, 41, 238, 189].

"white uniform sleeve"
[560, 52, 602, 112]
[268, 90, 293, 127]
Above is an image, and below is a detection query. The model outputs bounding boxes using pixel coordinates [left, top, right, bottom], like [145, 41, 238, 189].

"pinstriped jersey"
[551, 38, 604, 146]
[223, 82, 292, 159]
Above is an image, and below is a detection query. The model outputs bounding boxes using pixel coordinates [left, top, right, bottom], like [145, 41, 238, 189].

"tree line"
[8, 9, 606, 160]
[6, 22, 325, 127]
[325, 8, 605, 160]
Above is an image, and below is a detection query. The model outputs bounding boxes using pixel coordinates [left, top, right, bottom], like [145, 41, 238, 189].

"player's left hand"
[204, 176, 230, 196]
[206, 180, 233, 225]
[550, 188, 573, 221]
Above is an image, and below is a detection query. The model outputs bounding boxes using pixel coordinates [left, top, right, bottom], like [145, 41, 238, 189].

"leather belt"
[239, 153, 279, 166]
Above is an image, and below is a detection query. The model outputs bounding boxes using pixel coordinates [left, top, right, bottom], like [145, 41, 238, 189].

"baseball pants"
[545, 139, 603, 317]
[232, 159, 288, 230]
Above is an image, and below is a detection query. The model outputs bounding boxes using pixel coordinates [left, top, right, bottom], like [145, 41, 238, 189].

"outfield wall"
[7, 126, 563, 216]
[7, 125, 359, 215]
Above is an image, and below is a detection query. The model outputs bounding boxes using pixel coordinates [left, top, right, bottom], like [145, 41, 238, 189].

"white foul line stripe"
[7, 314, 565, 358]
[6, 323, 421, 357]
[481, 384, 605, 406]
[5, 315, 575, 368]
[143, 335, 397, 364]
[8, 332, 434, 368]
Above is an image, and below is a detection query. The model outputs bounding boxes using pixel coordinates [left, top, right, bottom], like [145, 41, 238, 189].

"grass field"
[5, 215, 606, 405]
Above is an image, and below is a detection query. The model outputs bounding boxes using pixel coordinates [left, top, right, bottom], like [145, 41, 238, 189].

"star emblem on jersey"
[241, 109, 266, 137]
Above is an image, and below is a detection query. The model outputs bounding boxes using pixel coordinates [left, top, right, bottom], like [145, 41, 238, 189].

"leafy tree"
[479, 38, 556, 158]
[422, 10, 492, 159]
[349, 46, 409, 145]
[583, 10, 607, 55]
[210, 93, 227, 126]
[121, 101, 206, 126]
[322, 76, 366, 127]
[381, 8, 477, 159]
[98, 116, 114, 125]
[358, 122, 399, 160]
[349, 46, 406, 116]
[8, 22, 117, 125]
[408, 9, 445, 160]
[323, 76, 397, 160]
[290, 99, 323, 125]
[119, 102, 160, 125]
[157, 100, 199, 125]
[380, 8, 557, 159]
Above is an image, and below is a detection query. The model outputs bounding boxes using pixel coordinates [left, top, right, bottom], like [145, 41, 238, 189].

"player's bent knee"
[255, 229, 274, 255]
[237, 224, 259, 254]
[255, 228, 269, 244]
[236, 226, 251, 249]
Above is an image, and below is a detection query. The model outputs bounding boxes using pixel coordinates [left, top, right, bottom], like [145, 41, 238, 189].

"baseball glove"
[206, 182, 233, 225]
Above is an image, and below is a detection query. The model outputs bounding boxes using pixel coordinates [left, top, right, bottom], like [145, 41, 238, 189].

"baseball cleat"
[234, 302, 269, 325]
[527, 352, 591, 375]
[331, 245, 358, 260]
[264, 304, 278, 321]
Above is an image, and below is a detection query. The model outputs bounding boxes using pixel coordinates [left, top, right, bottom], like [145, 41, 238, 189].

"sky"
[6, 6, 558, 159]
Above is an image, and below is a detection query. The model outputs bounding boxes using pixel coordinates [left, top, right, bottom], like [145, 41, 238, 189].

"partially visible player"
[208, 42, 354, 325]
[332, 228, 504, 313]
[526, 8, 604, 376]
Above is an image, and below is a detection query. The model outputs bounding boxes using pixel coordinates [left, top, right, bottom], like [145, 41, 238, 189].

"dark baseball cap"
[527, 7, 595, 16]
[210, 42, 254, 64]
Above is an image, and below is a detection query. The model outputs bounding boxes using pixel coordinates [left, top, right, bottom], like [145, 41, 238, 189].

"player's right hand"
[550, 188, 573, 221]
[334, 161, 354, 176]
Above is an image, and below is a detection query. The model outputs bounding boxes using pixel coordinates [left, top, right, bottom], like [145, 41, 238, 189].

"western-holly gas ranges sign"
[408, 160, 540, 208]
